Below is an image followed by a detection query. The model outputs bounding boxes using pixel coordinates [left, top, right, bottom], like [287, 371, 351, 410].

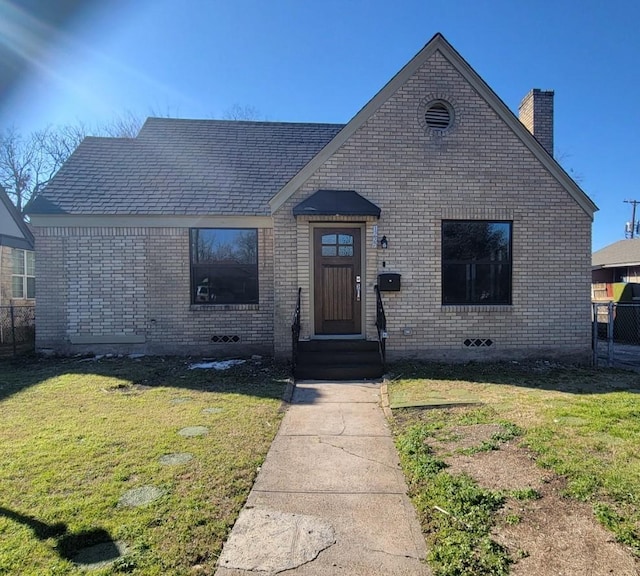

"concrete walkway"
[215, 380, 430, 575]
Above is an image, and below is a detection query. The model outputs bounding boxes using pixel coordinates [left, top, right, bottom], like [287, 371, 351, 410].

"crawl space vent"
[211, 335, 241, 343]
[464, 338, 493, 348]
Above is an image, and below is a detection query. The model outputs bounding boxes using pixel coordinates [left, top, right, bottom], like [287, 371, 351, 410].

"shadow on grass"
[0, 506, 121, 566]
[388, 360, 640, 395]
[0, 355, 290, 403]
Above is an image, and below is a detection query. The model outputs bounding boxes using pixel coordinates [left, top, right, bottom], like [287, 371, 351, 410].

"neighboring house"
[27, 33, 597, 364]
[592, 239, 640, 284]
[0, 186, 35, 307]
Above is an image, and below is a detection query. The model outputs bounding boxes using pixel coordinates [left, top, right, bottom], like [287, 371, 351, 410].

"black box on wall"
[378, 273, 401, 292]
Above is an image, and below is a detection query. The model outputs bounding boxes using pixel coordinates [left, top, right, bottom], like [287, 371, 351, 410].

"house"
[0, 186, 35, 307]
[27, 33, 597, 371]
[592, 239, 640, 285]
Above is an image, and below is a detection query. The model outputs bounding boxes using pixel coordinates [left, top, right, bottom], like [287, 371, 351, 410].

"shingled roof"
[593, 239, 640, 268]
[28, 118, 345, 215]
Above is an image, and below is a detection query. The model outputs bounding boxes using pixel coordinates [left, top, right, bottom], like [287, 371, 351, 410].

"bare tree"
[0, 113, 144, 213]
[222, 104, 263, 121]
[1, 104, 263, 213]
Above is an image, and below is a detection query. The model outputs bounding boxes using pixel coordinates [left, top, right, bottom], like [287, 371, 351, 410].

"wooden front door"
[314, 227, 362, 335]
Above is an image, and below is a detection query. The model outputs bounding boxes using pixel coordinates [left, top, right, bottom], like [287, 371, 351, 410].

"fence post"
[592, 303, 598, 367]
[10, 303, 16, 357]
[607, 301, 614, 368]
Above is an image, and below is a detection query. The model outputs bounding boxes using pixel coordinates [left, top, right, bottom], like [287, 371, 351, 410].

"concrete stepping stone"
[118, 486, 164, 507]
[178, 426, 209, 437]
[171, 397, 192, 404]
[72, 540, 128, 570]
[218, 508, 335, 572]
[159, 453, 193, 465]
[202, 407, 224, 414]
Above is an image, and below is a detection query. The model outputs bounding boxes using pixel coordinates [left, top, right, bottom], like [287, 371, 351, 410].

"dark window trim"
[189, 228, 259, 306]
[441, 220, 513, 306]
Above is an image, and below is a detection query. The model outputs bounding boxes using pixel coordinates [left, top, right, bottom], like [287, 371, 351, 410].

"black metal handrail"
[374, 285, 387, 372]
[291, 287, 302, 374]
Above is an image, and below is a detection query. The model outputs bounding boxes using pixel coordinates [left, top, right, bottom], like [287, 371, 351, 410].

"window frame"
[189, 228, 259, 306]
[11, 248, 35, 300]
[441, 220, 512, 306]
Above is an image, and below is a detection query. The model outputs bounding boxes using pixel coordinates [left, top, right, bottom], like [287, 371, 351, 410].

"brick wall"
[34, 226, 274, 356]
[273, 50, 592, 362]
[0, 246, 12, 306]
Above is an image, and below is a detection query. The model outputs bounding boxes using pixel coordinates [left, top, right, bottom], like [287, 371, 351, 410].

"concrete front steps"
[294, 339, 384, 380]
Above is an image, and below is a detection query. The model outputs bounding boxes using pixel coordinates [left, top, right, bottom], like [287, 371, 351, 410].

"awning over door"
[293, 190, 381, 218]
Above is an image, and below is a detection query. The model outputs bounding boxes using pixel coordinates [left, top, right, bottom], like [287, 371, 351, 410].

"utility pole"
[624, 200, 640, 239]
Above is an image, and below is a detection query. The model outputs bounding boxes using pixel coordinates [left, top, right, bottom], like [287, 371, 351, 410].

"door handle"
[356, 276, 361, 302]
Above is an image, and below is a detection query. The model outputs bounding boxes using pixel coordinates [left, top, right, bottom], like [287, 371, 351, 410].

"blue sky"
[1, 0, 639, 250]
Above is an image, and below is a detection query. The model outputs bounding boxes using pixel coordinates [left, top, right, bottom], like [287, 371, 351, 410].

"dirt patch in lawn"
[435, 425, 639, 575]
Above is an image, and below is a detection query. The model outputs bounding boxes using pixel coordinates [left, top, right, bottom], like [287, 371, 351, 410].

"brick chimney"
[518, 89, 554, 156]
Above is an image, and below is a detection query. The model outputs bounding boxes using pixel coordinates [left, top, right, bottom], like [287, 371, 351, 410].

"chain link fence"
[0, 305, 36, 357]
[593, 302, 640, 369]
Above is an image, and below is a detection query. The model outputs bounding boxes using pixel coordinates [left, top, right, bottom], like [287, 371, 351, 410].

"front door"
[314, 227, 362, 335]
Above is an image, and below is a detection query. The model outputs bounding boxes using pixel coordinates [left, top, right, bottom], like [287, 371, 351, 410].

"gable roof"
[28, 119, 344, 216]
[592, 239, 640, 269]
[0, 186, 34, 250]
[269, 33, 598, 219]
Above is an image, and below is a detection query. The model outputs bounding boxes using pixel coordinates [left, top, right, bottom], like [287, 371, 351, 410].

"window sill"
[441, 304, 513, 313]
[190, 304, 259, 312]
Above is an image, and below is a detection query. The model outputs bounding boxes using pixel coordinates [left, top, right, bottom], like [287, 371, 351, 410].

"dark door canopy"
[293, 190, 381, 218]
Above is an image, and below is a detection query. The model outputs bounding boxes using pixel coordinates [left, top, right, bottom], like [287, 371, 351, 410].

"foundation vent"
[211, 335, 241, 343]
[464, 338, 493, 348]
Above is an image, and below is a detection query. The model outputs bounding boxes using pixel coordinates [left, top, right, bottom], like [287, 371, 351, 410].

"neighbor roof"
[28, 119, 345, 216]
[592, 239, 640, 269]
[0, 186, 34, 250]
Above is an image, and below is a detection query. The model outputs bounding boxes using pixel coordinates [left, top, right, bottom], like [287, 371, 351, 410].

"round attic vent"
[424, 101, 453, 131]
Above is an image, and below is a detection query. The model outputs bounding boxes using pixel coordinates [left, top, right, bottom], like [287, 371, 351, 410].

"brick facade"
[0, 245, 12, 306]
[35, 226, 274, 355]
[272, 50, 592, 362]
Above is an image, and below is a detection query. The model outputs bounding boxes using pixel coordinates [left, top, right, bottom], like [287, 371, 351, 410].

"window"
[190, 229, 258, 304]
[12, 249, 35, 299]
[442, 221, 512, 305]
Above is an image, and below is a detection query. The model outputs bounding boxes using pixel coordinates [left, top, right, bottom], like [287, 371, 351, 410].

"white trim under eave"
[268, 33, 598, 220]
[29, 214, 274, 229]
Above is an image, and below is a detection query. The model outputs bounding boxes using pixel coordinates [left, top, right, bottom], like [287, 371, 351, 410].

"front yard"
[0, 355, 288, 575]
[3, 355, 639, 576]
[389, 361, 640, 576]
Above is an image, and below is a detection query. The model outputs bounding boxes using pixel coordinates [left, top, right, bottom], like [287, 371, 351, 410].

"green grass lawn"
[0, 355, 288, 575]
[389, 361, 640, 575]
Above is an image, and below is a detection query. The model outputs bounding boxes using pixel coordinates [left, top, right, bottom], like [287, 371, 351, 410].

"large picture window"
[12, 249, 35, 299]
[442, 221, 512, 305]
[190, 229, 258, 305]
